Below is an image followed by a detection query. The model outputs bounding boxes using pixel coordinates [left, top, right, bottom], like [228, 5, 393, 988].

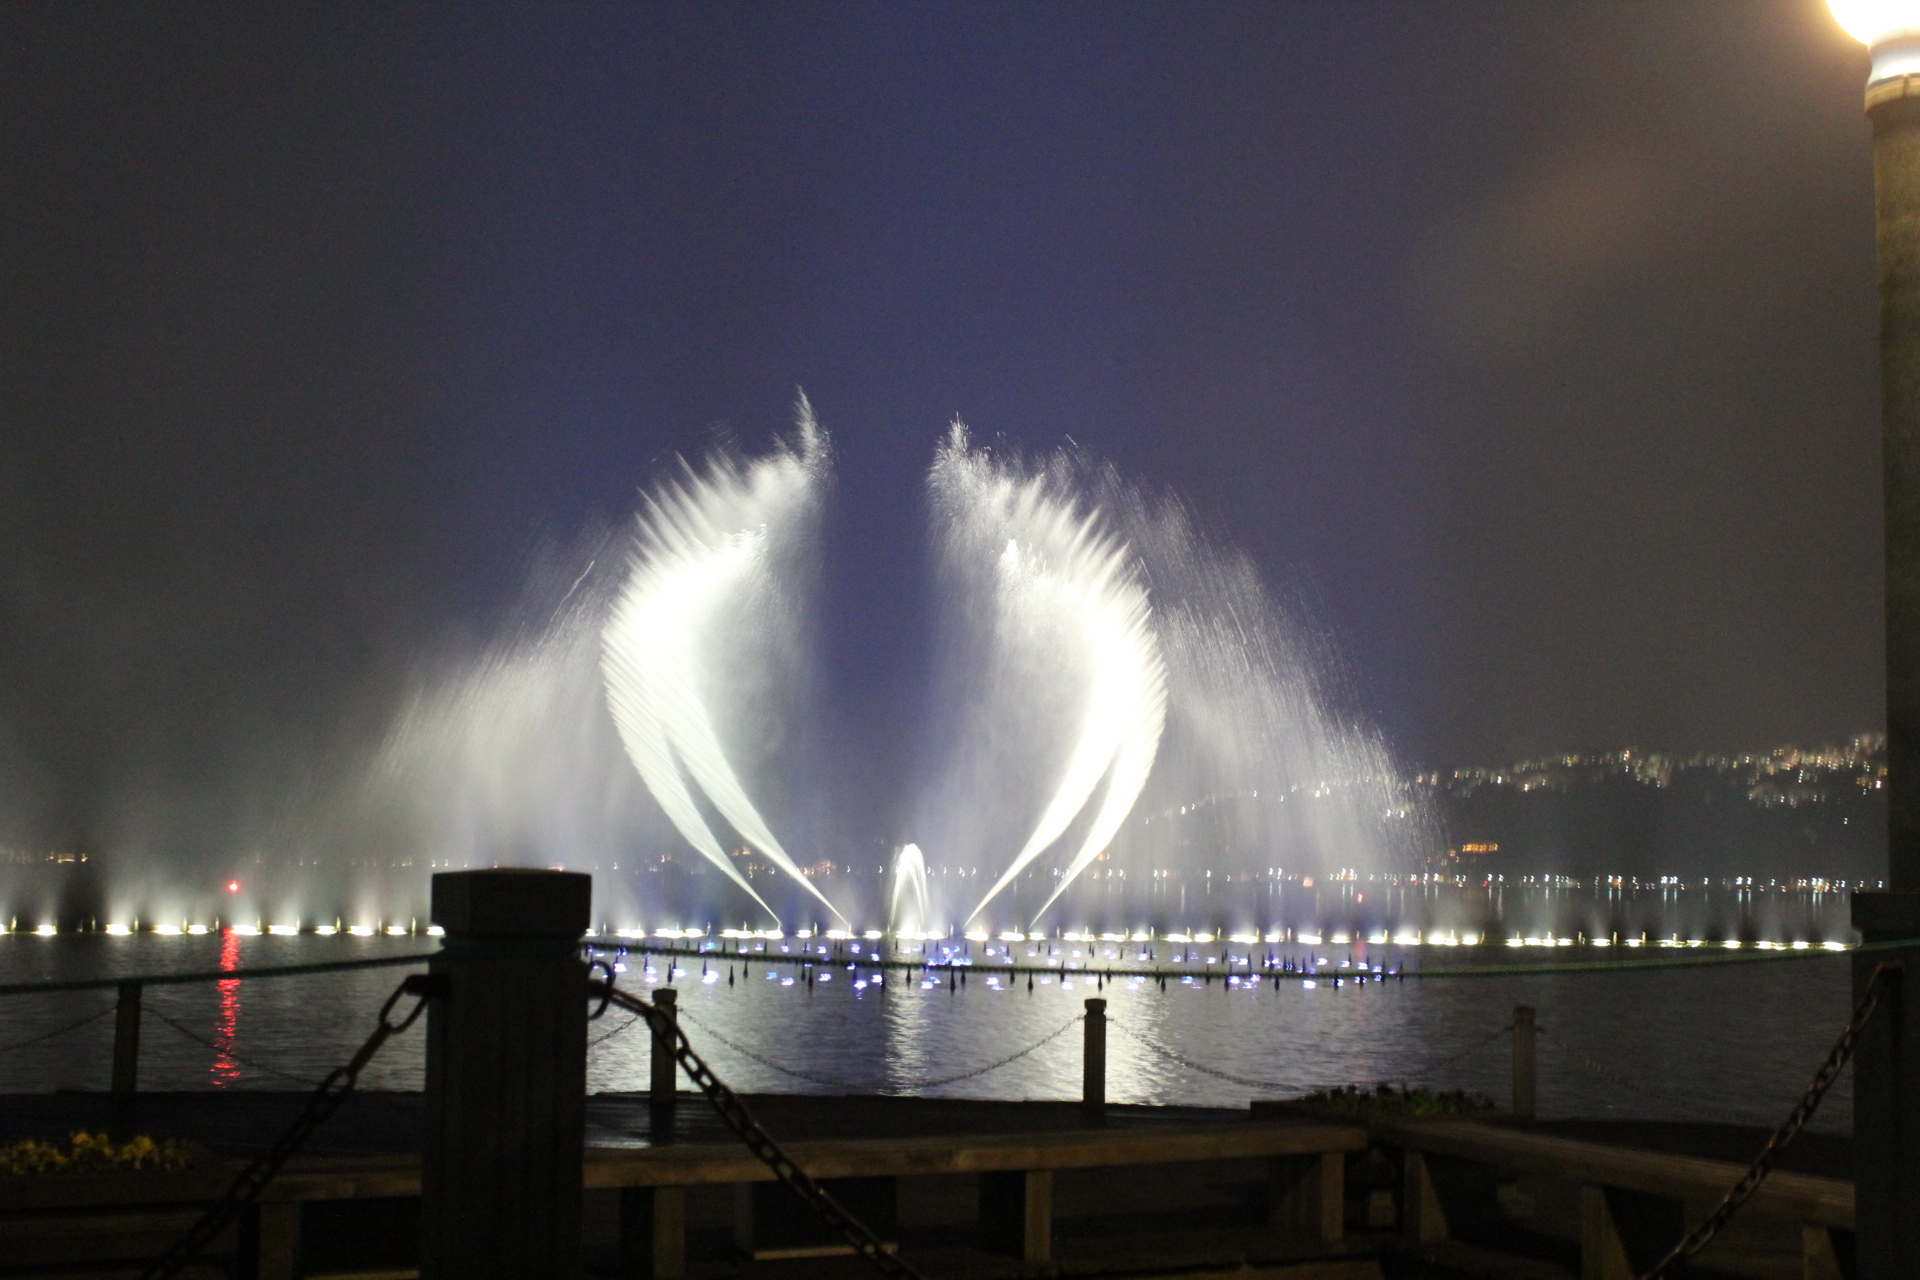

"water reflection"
[212, 930, 241, 1087]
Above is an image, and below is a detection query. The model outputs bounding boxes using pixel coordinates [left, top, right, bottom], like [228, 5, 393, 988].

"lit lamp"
[1833, 1, 1920, 99]
[1833, 4, 1920, 1275]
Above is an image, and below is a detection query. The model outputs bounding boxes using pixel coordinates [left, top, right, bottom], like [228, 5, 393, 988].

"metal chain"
[678, 1007, 1080, 1091]
[1405, 1021, 1512, 1081]
[145, 1006, 324, 1087]
[1115, 1016, 1509, 1095]
[596, 983, 930, 1280]
[588, 1010, 645, 1048]
[140, 973, 437, 1280]
[1638, 961, 1894, 1280]
[0, 1004, 114, 1056]
[1538, 1026, 1754, 1127]
[1109, 1018, 1294, 1090]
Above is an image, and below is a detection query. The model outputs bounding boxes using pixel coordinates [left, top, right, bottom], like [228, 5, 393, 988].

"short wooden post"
[620, 1186, 686, 1279]
[1265, 1149, 1345, 1243]
[110, 981, 141, 1101]
[1581, 1185, 1684, 1280]
[650, 986, 678, 1140]
[1513, 1006, 1537, 1122]
[419, 869, 592, 1280]
[1317, 1150, 1346, 1242]
[244, 1200, 301, 1280]
[1402, 1151, 1448, 1244]
[1082, 997, 1107, 1123]
[979, 1169, 1052, 1261]
[1803, 1223, 1847, 1280]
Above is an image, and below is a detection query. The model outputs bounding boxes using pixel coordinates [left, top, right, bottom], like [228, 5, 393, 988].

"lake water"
[0, 885, 1866, 1135]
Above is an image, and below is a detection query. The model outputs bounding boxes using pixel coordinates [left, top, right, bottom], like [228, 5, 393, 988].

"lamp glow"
[1832, 0, 1920, 46]
[1832, 1, 1920, 86]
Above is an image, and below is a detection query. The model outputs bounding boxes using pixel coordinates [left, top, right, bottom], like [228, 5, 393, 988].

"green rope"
[0, 951, 436, 998]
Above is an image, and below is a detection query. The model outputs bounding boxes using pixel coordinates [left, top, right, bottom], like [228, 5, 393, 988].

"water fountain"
[585, 401, 1417, 931]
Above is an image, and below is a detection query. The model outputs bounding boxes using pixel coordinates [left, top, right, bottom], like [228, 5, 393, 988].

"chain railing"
[143, 1004, 325, 1088]
[674, 1007, 1081, 1092]
[139, 973, 438, 1280]
[1109, 1015, 1512, 1094]
[1108, 1018, 1292, 1090]
[594, 980, 930, 1280]
[1537, 1025, 1756, 1128]
[0, 1004, 114, 1056]
[1634, 960, 1891, 1280]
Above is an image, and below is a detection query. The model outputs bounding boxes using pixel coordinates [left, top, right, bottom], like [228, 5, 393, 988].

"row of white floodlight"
[6, 918, 1849, 953]
[4, 921, 441, 937]
[586, 925, 1851, 951]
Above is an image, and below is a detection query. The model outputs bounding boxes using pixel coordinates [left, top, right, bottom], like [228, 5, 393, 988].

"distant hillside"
[1419, 738, 1886, 883]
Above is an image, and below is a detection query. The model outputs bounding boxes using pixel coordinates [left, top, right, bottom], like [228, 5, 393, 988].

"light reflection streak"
[212, 929, 241, 1087]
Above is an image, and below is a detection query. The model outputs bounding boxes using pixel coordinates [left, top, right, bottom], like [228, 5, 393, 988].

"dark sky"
[0, 2, 1888, 851]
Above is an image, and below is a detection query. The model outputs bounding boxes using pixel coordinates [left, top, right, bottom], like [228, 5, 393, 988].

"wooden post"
[419, 869, 591, 1280]
[1082, 997, 1106, 1123]
[1402, 1151, 1448, 1244]
[244, 1201, 301, 1280]
[1512, 1006, 1537, 1123]
[650, 987, 678, 1141]
[620, 1187, 686, 1279]
[110, 981, 141, 1101]
[1265, 1149, 1345, 1243]
[1580, 1184, 1684, 1280]
[979, 1170, 1052, 1261]
[1803, 1223, 1848, 1280]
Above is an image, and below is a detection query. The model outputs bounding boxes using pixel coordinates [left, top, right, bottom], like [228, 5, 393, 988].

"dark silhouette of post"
[1856, 58, 1920, 1279]
[1082, 997, 1106, 1122]
[420, 869, 591, 1280]
[1511, 1006, 1535, 1123]
[110, 981, 140, 1100]
[650, 986, 679, 1140]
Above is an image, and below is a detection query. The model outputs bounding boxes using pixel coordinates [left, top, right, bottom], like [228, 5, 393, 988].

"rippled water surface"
[0, 891, 1866, 1134]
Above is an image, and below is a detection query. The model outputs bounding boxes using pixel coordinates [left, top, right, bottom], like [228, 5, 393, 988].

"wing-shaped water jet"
[601, 397, 848, 928]
[928, 426, 1169, 929]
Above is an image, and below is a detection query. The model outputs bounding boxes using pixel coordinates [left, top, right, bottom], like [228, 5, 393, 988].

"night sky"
[0, 3, 1889, 853]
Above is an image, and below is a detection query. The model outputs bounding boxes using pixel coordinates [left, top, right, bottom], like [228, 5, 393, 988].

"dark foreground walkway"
[0, 1094, 1852, 1279]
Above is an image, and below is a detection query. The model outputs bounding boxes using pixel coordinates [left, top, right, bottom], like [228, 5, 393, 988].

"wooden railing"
[0, 1120, 1368, 1279]
[1368, 1115, 1852, 1280]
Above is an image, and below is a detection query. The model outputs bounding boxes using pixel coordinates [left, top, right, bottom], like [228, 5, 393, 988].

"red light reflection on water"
[212, 930, 241, 1087]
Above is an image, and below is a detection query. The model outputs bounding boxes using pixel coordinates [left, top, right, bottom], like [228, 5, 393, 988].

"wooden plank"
[581, 1122, 1366, 1189]
[0, 1123, 1364, 1213]
[1374, 1119, 1854, 1229]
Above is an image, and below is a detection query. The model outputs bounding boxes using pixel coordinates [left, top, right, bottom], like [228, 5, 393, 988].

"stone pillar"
[1856, 70, 1920, 1280]
[420, 869, 591, 1280]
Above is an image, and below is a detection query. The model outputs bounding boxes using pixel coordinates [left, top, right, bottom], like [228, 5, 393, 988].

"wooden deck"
[0, 1100, 1862, 1279]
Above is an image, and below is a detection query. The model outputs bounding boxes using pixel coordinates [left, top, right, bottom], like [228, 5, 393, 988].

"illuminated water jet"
[890, 844, 932, 935]
[927, 426, 1168, 927]
[601, 396, 846, 927]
